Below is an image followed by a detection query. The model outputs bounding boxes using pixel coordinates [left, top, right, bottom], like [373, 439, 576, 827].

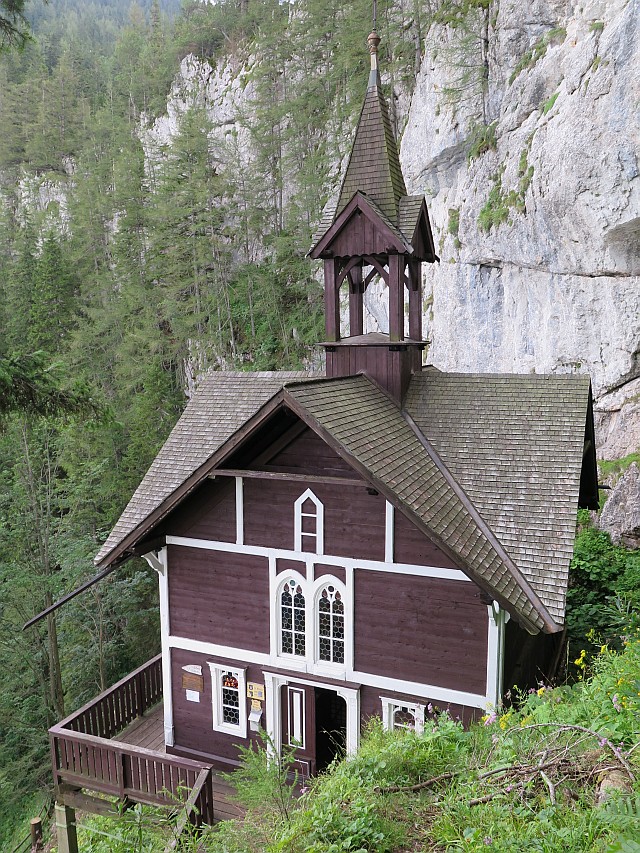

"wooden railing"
[49, 656, 214, 825]
[60, 654, 163, 738]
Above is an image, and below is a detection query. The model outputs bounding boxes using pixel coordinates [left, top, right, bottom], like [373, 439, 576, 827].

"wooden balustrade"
[49, 655, 215, 826]
[59, 654, 163, 739]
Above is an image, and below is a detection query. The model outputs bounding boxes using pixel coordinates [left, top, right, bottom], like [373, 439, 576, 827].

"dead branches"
[375, 721, 635, 809]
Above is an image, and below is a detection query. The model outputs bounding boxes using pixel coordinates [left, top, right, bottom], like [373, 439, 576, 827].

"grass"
[509, 27, 567, 84]
[467, 121, 498, 161]
[66, 620, 640, 851]
[0, 790, 50, 852]
[542, 91, 559, 115]
[448, 207, 462, 248]
[599, 452, 640, 482]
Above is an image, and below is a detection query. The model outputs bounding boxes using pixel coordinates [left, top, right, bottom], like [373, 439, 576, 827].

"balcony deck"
[113, 701, 243, 821]
[50, 656, 243, 828]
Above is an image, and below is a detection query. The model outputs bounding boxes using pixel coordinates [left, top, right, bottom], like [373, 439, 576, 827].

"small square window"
[380, 697, 425, 734]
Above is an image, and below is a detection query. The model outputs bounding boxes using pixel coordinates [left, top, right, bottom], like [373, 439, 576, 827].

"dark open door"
[314, 687, 346, 773]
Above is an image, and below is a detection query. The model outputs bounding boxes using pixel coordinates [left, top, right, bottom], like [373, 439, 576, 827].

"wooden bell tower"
[310, 31, 438, 404]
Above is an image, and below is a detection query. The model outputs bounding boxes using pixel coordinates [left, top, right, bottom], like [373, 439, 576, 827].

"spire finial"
[367, 30, 381, 84]
[372, 0, 377, 31]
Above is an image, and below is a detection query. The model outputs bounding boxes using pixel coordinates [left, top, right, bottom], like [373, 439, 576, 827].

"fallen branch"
[375, 770, 460, 794]
[507, 723, 635, 781]
[540, 771, 555, 805]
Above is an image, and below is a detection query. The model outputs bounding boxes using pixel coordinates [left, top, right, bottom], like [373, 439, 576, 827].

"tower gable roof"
[309, 191, 412, 259]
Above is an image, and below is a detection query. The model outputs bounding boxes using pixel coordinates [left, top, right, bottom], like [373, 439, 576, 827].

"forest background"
[0, 0, 638, 847]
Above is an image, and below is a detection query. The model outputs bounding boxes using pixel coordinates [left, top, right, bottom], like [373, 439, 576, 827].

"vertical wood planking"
[388, 254, 404, 341]
[324, 259, 339, 341]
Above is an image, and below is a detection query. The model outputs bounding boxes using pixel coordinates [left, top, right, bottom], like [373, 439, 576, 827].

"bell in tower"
[309, 30, 438, 404]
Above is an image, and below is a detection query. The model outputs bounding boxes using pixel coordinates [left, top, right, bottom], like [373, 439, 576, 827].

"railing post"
[118, 752, 126, 800]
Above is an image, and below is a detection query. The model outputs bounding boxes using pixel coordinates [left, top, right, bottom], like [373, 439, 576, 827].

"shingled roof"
[95, 372, 314, 568]
[310, 37, 432, 256]
[404, 370, 592, 623]
[95, 367, 590, 633]
[336, 71, 406, 222]
[284, 375, 556, 634]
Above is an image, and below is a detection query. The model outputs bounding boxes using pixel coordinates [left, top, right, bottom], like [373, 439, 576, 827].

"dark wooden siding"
[170, 648, 264, 766]
[314, 564, 346, 584]
[276, 558, 307, 577]
[243, 480, 386, 562]
[359, 685, 480, 729]
[393, 508, 458, 568]
[165, 479, 236, 542]
[267, 428, 357, 477]
[167, 545, 269, 652]
[324, 346, 421, 402]
[353, 570, 488, 694]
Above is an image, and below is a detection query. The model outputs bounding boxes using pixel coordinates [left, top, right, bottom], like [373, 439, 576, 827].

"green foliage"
[542, 91, 559, 115]
[477, 142, 536, 232]
[0, 352, 102, 421]
[0, 0, 31, 51]
[448, 207, 462, 248]
[590, 20, 605, 33]
[434, 0, 491, 29]
[467, 120, 497, 161]
[478, 174, 511, 232]
[566, 515, 640, 667]
[509, 27, 567, 84]
[599, 452, 640, 482]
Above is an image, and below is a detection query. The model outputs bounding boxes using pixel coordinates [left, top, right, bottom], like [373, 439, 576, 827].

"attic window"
[294, 489, 324, 554]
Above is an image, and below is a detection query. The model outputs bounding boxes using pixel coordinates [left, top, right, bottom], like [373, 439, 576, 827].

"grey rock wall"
[400, 0, 639, 459]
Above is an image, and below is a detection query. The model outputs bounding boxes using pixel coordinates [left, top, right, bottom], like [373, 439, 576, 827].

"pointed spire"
[335, 31, 407, 223]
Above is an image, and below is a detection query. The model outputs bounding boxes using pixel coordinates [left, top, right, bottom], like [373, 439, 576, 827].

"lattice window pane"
[221, 672, 240, 726]
[282, 630, 293, 654]
[319, 636, 331, 660]
[281, 581, 306, 657]
[316, 584, 347, 665]
[333, 615, 344, 639]
[393, 707, 416, 730]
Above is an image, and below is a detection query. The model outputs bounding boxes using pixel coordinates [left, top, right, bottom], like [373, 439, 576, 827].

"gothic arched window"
[317, 584, 345, 664]
[280, 578, 306, 657]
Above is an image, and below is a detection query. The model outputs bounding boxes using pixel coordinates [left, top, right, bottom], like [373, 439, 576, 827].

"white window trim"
[294, 489, 324, 555]
[208, 662, 247, 738]
[287, 686, 306, 749]
[380, 696, 426, 734]
[275, 571, 308, 663]
[313, 577, 348, 675]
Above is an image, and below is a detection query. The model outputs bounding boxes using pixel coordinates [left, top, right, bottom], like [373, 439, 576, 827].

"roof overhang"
[309, 191, 413, 259]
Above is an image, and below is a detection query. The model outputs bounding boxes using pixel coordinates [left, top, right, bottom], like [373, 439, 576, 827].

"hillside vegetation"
[68, 618, 640, 851]
[0, 0, 638, 849]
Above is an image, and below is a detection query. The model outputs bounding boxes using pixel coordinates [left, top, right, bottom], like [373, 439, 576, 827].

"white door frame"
[263, 671, 359, 759]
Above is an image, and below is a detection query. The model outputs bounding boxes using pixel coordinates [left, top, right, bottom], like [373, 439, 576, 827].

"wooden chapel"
[46, 27, 599, 844]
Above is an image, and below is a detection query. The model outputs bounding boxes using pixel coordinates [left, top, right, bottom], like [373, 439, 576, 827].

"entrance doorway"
[314, 687, 347, 772]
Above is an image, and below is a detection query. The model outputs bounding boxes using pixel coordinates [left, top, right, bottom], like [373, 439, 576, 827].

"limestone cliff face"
[400, 0, 639, 458]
